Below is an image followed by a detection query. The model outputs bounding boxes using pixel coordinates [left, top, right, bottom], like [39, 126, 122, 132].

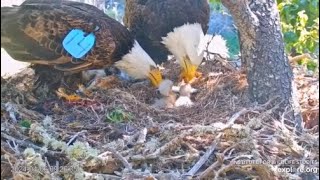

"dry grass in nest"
[1, 59, 319, 179]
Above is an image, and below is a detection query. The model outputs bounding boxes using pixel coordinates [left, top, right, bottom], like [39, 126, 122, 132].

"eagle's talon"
[77, 84, 93, 97]
[195, 71, 202, 78]
[56, 88, 81, 102]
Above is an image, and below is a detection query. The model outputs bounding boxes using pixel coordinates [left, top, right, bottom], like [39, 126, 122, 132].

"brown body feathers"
[1, 0, 134, 73]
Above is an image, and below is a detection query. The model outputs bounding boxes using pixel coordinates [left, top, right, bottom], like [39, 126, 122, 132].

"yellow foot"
[195, 71, 202, 79]
[179, 71, 202, 84]
[56, 88, 81, 102]
[77, 84, 93, 97]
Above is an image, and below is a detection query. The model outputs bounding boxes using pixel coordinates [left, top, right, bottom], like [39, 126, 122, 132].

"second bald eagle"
[124, 0, 210, 83]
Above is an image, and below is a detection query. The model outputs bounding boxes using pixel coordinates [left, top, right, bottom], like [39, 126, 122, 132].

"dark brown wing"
[1, 0, 134, 73]
[124, 0, 210, 64]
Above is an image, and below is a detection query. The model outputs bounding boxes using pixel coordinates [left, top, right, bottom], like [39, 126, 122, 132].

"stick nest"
[1, 59, 319, 180]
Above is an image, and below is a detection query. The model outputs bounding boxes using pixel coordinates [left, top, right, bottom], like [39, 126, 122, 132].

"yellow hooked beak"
[180, 56, 200, 83]
[148, 67, 163, 87]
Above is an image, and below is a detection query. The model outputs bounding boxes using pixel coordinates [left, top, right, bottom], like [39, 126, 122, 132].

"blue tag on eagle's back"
[62, 29, 96, 59]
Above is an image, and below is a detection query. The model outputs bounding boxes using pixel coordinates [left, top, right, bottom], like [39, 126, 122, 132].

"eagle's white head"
[115, 40, 163, 87]
[162, 23, 205, 83]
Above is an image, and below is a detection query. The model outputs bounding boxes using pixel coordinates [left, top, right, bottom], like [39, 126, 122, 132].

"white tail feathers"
[206, 34, 230, 59]
[115, 40, 157, 79]
[161, 23, 206, 67]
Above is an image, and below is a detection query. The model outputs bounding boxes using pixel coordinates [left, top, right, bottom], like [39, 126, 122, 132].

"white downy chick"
[152, 79, 177, 109]
[175, 83, 194, 107]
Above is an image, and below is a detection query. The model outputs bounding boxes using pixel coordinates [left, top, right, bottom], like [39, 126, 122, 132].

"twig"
[254, 96, 281, 111]
[1, 132, 62, 156]
[289, 53, 311, 63]
[5, 102, 17, 123]
[198, 153, 225, 179]
[225, 108, 249, 127]
[210, 155, 253, 180]
[6, 139, 20, 155]
[122, 171, 181, 180]
[221, 141, 245, 161]
[90, 106, 101, 122]
[100, 146, 132, 171]
[129, 154, 152, 161]
[136, 128, 148, 144]
[198, 142, 244, 179]
[160, 154, 199, 165]
[84, 172, 121, 180]
[130, 129, 196, 162]
[182, 142, 200, 154]
[67, 130, 87, 146]
[146, 130, 190, 159]
[207, 51, 237, 71]
[230, 154, 254, 164]
[183, 134, 221, 178]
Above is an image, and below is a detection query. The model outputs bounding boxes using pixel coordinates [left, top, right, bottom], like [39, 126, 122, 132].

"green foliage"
[278, 0, 319, 55]
[106, 108, 133, 123]
[209, 0, 319, 70]
[209, 0, 223, 12]
[19, 119, 31, 128]
[297, 57, 319, 72]
[209, 0, 220, 3]
[306, 59, 318, 72]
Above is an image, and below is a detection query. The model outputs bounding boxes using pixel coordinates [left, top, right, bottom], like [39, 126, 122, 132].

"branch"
[122, 171, 181, 179]
[84, 172, 121, 179]
[289, 53, 312, 64]
[1, 132, 63, 157]
[198, 153, 225, 179]
[100, 146, 133, 171]
[67, 130, 87, 146]
[182, 134, 220, 178]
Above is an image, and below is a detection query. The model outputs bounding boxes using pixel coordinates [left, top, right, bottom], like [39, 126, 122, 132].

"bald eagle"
[124, 0, 210, 83]
[1, 0, 163, 95]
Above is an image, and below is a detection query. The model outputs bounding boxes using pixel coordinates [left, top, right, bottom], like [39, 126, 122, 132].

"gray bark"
[221, 0, 302, 129]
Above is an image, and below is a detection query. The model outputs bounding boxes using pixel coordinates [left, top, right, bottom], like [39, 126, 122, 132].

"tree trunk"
[221, 0, 302, 128]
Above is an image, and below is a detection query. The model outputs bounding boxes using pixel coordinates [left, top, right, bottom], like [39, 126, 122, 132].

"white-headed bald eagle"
[124, 0, 210, 83]
[1, 0, 163, 95]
